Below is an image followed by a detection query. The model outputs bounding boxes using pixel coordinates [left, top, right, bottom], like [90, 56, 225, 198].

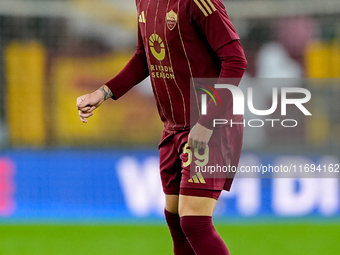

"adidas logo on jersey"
[193, 0, 216, 17]
[188, 172, 206, 184]
[139, 11, 146, 23]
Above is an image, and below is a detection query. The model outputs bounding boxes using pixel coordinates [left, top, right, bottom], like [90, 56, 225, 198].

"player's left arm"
[188, 40, 247, 149]
[197, 40, 247, 129]
[188, 0, 247, 148]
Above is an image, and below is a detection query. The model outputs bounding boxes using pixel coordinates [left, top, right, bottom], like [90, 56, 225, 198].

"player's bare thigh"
[165, 194, 217, 216]
[179, 195, 217, 216]
[165, 194, 179, 214]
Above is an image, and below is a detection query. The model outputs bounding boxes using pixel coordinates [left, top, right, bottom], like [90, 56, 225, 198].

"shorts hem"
[180, 188, 221, 200]
[163, 189, 180, 196]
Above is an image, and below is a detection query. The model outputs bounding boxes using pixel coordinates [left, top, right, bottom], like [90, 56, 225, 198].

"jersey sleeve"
[190, 0, 239, 52]
[198, 12, 247, 129]
[105, 26, 149, 100]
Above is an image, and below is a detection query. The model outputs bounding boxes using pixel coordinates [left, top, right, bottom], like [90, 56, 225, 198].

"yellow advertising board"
[5, 41, 46, 146]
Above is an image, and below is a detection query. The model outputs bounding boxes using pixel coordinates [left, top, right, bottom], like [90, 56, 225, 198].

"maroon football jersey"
[107, 0, 240, 131]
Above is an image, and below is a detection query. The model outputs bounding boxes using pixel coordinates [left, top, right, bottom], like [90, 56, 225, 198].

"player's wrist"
[98, 85, 113, 101]
[92, 89, 104, 102]
[197, 119, 214, 130]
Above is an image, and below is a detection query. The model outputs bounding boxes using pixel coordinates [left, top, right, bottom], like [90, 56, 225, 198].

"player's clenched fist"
[76, 85, 113, 123]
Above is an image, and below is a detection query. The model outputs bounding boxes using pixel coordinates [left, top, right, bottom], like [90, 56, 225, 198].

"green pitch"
[0, 222, 339, 255]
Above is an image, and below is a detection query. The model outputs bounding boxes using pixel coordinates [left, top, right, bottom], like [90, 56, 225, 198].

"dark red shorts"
[159, 125, 243, 200]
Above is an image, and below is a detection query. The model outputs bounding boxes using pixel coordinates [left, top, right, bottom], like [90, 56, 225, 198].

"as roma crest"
[166, 10, 177, 31]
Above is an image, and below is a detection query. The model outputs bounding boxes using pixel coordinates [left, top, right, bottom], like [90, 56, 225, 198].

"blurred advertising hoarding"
[0, 150, 338, 220]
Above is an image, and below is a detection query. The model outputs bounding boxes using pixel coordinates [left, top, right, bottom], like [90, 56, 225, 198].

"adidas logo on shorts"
[188, 172, 206, 184]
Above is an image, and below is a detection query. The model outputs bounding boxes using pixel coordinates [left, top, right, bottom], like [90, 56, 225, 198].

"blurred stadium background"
[0, 0, 339, 254]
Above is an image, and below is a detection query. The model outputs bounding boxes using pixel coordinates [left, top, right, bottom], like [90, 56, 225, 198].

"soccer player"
[76, 0, 247, 254]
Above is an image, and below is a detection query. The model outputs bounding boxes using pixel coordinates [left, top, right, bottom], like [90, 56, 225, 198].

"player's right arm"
[76, 26, 149, 123]
[105, 26, 149, 100]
